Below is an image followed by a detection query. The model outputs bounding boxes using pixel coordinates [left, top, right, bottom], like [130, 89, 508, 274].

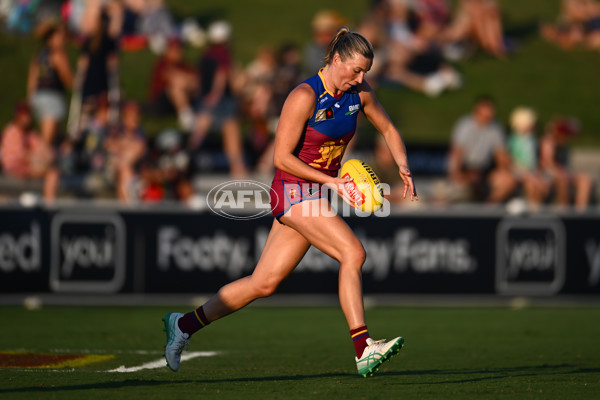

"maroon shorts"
[270, 179, 323, 220]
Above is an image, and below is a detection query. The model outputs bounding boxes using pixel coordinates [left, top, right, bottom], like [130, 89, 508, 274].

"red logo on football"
[342, 172, 365, 206]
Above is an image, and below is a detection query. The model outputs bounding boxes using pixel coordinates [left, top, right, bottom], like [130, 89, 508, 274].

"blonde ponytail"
[323, 26, 374, 65]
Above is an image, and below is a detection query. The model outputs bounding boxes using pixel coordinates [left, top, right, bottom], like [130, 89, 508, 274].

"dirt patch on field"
[0, 352, 113, 368]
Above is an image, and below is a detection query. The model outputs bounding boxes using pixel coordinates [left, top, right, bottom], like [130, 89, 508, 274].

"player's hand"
[399, 165, 418, 201]
[325, 176, 355, 206]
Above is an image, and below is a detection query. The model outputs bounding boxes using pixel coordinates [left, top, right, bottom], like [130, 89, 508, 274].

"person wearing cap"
[303, 10, 348, 75]
[507, 106, 551, 209]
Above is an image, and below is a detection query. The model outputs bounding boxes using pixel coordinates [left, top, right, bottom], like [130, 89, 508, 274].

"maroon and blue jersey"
[275, 69, 361, 181]
[270, 69, 362, 218]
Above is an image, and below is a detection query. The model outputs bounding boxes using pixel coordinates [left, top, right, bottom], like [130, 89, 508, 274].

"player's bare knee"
[255, 284, 278, 298]
[339, 244, 366, 271]
[253, 278, 280, 298]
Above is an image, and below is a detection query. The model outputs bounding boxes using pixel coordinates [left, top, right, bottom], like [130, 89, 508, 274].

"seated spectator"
[116, 0, 148, 50]
[105, 101, 147, 203]
[438, 0, 508, 59]
[540, 0, 600, 50]
[139, 129, 193, 203]
[412, 0, 472, 61]
[507, 107, 551, 209]
[240, 46, 277, 120]
[80, 96, 111, 177]
[255, 43, 304, 174]
[414, 0, 453, 30]
[357, 16, 389, 86]
[189, 21, 248, 177]
[1, 102, 59, 201]
[149, 37, 199, 131]
[303, 10, 347, 76]
[358, 0, 460, 96]
[539, 117, 594, 211]
[58, 95, 113, 195]
[138, 0, 176, 54]
[380, 0, 462, 97]
[448, 95, 517, 203]
[269, 43, 303, 118]
[237, 46, 278, 172]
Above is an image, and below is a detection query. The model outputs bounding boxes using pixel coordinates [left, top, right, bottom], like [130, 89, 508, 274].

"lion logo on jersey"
[309, 140, 346, 169]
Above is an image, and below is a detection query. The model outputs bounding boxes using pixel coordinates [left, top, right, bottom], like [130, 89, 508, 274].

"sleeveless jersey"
[273, 69, 362, 184]
[36, 48, 65, 93]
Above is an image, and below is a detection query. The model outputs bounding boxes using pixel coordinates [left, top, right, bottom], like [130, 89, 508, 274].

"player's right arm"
[273, 84, 352, 192]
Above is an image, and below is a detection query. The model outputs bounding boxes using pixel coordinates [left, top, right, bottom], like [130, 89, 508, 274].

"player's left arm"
[359, 81, 418, 200]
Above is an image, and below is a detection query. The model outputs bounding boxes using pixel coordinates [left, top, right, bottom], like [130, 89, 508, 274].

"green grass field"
[1, 305, 599, 399]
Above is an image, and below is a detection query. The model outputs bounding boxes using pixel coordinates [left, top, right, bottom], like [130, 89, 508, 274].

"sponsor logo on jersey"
[345, 104, 360, 116]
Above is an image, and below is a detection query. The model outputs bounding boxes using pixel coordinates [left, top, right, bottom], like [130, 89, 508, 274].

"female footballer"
[164, 26, 418, 377]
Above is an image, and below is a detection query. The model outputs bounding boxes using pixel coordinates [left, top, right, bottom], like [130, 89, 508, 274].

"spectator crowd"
[0, 0, 597, 211]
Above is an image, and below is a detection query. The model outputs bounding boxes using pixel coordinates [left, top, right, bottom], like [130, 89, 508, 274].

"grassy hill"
[1, 0, 599, 146]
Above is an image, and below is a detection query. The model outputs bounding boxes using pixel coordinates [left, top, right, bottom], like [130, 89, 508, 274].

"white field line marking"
[107, 351, 218, 373]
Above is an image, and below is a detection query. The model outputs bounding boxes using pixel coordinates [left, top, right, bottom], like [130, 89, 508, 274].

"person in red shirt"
[104, 101, 147, 203]
[149, 37, 198, 131]
[1, 102, 59, 201]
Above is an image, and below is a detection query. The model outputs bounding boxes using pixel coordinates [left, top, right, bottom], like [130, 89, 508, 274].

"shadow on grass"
[382, 363, 600, 385]
[1, 364, 598, 393]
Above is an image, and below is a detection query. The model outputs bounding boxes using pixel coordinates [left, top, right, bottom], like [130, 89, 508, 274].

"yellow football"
[340, 159, 385, 212]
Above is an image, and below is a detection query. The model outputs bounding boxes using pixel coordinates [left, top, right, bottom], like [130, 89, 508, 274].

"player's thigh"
[280, 197, 364, 264]
[251, 219, 311, 284]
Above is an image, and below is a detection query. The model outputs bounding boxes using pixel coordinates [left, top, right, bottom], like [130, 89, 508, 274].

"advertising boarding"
[0, 207, 599, 295]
